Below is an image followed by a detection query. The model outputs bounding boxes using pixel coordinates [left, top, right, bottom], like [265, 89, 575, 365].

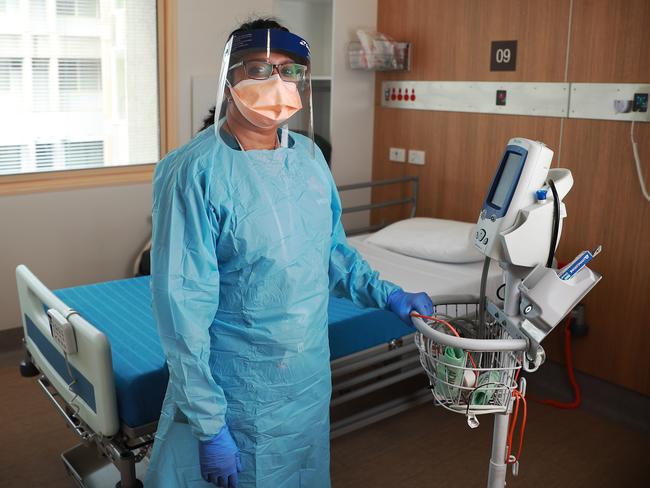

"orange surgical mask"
[229, 74, 302, 129]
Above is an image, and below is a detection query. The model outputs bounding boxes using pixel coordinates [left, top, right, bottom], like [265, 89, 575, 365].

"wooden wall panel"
[556, 0, 650, 393]
[568, 0, 650, 82]
[373, 0, 570, 221]
[372, 0, 650, 394]
[558, 120, 650, 394]
[376, 0, 570, 83]
[371, 111, 562, 224]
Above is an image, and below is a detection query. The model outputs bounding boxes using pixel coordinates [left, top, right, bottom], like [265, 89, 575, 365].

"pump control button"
[477, 229, 486, 241]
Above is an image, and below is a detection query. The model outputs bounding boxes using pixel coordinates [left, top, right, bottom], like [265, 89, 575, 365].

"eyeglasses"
[229, 60, 308, 83]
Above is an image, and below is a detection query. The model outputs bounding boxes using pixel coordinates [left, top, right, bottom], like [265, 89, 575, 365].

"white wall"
[273, 0, 332, 77]
[0, 184, 153, 332]
[176, 0, 274, 144]
[330, 0, 377, 228]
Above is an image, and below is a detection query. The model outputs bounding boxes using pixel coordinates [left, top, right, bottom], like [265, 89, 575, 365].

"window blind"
[56, 0, 98, 18]
[0, 0, 159, 176]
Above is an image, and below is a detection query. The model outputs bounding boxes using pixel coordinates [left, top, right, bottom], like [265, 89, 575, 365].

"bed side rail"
[337, 176, 419, 236]
[15, 265, 119, 437]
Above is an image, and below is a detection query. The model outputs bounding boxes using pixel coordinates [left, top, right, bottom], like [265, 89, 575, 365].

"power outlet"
[569, 303, 589, 337]
[633, 93, 648, 112]
[408, 149, 425, 165]
[389, 147, 406, 163]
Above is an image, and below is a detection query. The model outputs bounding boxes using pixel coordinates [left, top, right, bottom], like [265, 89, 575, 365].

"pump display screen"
[490, 152, 522, 209]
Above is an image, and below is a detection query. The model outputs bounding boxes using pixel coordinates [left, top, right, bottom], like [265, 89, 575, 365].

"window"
[0, 0, 159, 177]
[32, 58, 50, 111]
[0, 145, 27, 175]
[56, 0, 98, 17]
[35, 142, 55, 169]
[0, 57, 22, 92]
[30, 0, 47, 21]
[59, 58, 101, 90]
[0, 0, 20, 15]
[63, 140, 103, 168]
[32, 35, 51, 57]
[0, 33, 22, 52]
[58, 58, 101, 110]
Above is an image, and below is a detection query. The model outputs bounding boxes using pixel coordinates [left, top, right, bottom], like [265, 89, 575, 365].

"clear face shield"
[214, 29, 314, 156]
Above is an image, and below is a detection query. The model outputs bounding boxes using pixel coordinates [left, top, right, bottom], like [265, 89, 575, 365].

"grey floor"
[1, 348, 649, 487]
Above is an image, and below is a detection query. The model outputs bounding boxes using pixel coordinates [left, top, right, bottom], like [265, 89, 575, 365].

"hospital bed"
[16, 177, 503, 487]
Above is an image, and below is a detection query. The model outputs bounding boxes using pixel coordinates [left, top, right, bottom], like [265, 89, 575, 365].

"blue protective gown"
[145, 126, 399, 487]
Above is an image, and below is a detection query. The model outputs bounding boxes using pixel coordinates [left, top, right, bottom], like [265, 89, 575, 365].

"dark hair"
[228, 17, 289, 39]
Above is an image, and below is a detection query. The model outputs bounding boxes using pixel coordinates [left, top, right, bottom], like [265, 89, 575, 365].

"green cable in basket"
[471, 371, 502, 405]
[435, 346, 467, 401]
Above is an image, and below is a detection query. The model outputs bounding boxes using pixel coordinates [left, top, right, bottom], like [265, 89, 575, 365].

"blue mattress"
[52, 276, 410, 429]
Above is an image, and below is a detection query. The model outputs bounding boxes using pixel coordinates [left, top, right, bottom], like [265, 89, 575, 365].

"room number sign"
[491, 41, 517, 71]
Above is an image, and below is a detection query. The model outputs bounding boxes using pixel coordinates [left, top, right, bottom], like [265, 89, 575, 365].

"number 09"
[496, 48, 511, 63]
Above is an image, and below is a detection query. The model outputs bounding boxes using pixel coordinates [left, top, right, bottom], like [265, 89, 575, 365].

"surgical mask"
[228, 74, 302, 129]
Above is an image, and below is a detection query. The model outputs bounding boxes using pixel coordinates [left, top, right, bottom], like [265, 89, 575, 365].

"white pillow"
[365, 217, 483, 263]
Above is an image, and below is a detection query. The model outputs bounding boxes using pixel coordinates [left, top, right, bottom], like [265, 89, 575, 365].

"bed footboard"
[15, 264, 119, 437]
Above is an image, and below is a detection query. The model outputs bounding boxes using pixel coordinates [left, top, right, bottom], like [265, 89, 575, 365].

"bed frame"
[337, 175, 419, 235]
[17, 176, 424, 488]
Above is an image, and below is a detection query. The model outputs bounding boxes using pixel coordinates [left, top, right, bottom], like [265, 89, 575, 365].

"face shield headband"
[230, 29, 311, 64]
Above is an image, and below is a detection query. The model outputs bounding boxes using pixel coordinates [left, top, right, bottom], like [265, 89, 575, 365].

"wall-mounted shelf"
[348, 41, 411, 71]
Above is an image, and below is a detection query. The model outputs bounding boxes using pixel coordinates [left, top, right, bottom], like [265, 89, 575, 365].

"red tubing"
[534, 317, 582, 409]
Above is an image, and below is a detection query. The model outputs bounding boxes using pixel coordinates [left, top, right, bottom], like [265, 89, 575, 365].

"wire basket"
[413, 298, 528, 419]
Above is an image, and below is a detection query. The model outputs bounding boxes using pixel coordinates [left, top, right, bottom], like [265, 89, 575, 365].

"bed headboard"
[337, 176, 419, 236]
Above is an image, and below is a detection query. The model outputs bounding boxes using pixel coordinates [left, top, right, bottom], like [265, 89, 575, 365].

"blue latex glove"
[387, 289, 434, 326]
[199, 426, 242, 487]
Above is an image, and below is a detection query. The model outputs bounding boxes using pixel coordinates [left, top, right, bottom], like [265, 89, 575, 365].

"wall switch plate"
[408, 149, 425, 165]
[389, 147, 406, 162]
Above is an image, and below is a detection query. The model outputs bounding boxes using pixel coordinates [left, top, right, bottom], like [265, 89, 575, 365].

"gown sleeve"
[150, 161, 226, 441]
[326, 173, 401, 309]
